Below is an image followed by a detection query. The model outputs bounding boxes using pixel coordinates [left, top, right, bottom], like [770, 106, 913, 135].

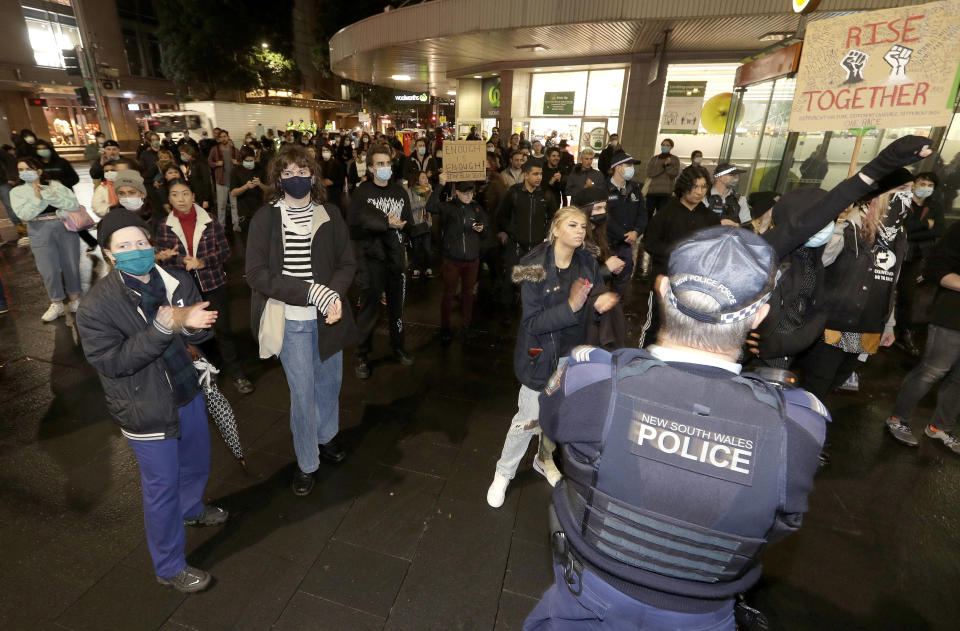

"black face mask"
[589, 213, 607, 226]
[281, 176, 313, 199]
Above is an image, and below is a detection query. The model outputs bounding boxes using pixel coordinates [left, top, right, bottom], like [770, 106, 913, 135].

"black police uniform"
[525, 345, 828, 628]
[605, 177, 646, 295]
[706, 188, 742, 223]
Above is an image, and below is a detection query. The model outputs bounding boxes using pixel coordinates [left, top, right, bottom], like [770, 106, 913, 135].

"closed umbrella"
[194, 358, 246, 467]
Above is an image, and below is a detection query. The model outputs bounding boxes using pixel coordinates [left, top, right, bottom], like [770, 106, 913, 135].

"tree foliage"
[156, 0, 297, 99]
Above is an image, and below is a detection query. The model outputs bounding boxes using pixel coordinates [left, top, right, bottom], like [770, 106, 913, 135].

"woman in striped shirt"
[245, 144, 358, 496]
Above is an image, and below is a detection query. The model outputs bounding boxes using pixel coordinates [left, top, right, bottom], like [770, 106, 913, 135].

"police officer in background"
[525, 226, 828, 630]
[707, 163, 750, 224]
[605, 150, 645, 295]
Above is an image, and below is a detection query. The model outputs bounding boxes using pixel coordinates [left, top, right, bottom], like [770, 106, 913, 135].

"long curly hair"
[266, 144, 327, 204]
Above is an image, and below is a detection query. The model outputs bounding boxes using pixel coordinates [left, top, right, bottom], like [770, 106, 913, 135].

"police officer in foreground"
[604, 150, 645, 295]
[525, 226, 828, 630]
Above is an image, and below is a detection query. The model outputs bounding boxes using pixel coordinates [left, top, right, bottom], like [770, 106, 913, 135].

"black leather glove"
[861, 135, 930, 181]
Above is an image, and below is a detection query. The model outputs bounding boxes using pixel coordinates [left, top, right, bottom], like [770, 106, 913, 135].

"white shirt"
[647, 344, 742, 375]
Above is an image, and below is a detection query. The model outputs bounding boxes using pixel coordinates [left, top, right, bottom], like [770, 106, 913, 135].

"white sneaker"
[41, 302, 65, 322]
[533, 456, 563, 487]
[67, 298, 80, 313]
[17, 236, 30, 248]
[486, 473, 510, 508]
[924, 425, 960, 455]
[838, 372, 860, 392]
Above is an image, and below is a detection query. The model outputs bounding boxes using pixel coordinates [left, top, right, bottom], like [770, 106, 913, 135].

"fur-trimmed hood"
[511, 241, 600, 284]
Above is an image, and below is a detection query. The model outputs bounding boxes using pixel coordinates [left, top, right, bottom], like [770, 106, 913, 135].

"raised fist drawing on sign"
[884, 45, 913, 82]
[841, 49, 868, 84]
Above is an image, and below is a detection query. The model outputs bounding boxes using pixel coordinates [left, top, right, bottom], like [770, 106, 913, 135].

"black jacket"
[245, 200, 358, 360]
[822, 205, 906, 334]
[403, 155, 438, 185]
[347, 180, 413, 271]
[76, 267, 212, 439]
[605, 178, 646, 246]
[39, 153, 79, 189]
[924, 222, 960, 331]
[903, 197, 945, 261]
[511, 242, 605, 389]
[426, 187, 488, 261]
[644, 197, 719, 277]
[496, 183, 558, 248]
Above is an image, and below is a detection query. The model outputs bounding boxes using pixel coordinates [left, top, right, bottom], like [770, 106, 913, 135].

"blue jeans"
[127, 393, 210, 579]
[279, 319, 343, 474]
[892, 324, 960, 431]
[524, 560, 735, 631]
[27, 219, 81, 301]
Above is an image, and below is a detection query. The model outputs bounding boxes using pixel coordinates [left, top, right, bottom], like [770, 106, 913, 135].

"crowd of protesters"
[0, 120, 956, 610]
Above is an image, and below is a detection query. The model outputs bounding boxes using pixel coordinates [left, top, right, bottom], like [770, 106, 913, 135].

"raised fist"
[841, 49, 868, 84]
[884, 45, 912, 82]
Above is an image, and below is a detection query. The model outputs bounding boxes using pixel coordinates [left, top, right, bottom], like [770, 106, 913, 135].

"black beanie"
[97, 208, 150, 250]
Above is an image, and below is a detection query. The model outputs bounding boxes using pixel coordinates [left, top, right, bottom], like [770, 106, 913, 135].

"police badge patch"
[545, 365, 566, 396]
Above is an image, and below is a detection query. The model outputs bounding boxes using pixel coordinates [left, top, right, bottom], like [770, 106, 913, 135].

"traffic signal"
[74, 87, 93, 106]
[431, 115, 436, 122]
[63, 47, 82, 76]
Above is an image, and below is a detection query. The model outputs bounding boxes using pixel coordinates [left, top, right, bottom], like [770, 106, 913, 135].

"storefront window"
[530, 71, 588, 117]
[654, 64, 741, 165]
[585, 69, 625, 117]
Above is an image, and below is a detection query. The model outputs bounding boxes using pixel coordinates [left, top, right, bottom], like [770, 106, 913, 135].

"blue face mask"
[805, 221, 835, 248]
[19, 170, 39, 183]
[914, 186, 934, 199]
[375, 166, 393, 182]
[660, 146, 670, 153]
[37, 148, 51, 159]
[113, 248, 156, 275]
[622, 165, 635, 181]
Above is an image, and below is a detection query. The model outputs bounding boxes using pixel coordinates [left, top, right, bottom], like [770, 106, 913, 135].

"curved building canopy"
[330, 0, 920, 95]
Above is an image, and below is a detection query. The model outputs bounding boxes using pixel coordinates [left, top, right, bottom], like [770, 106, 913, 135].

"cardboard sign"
[789, 0, 960, 132]
[442, 140, 486, 181]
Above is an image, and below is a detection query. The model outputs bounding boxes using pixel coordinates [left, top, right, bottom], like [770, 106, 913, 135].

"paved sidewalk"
[0, 233, 958, 630]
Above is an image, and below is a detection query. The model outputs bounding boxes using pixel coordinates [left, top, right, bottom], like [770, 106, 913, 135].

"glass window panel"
[585, 69, 625, 117]
[529, 71, 587, 117]
[528, 117, 582, 153]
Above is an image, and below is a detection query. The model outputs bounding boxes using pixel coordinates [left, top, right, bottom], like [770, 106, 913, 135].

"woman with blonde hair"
[486, 205, 620, 508]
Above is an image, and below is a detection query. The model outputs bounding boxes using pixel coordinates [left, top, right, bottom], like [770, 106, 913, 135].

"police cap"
[666, 226, 777, 324]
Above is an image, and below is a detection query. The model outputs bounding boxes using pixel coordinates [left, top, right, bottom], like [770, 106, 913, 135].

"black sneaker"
[355, 356, 371, 379]
[440, 327, 453, 346]
[183, 505, 229, 527]
[292, 468, 315, 496]
[233, 376, 255, 394]
[157, 566, 211, 593]
[393, 348, 415, 366]
[318, 439, 347, 464]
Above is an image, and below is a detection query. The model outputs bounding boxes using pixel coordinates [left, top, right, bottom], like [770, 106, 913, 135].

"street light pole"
[72, 0, 112, 138]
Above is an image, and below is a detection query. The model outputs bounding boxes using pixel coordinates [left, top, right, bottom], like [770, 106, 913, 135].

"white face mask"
[119, 196, 144, 211]
[104, 171, 119, 182]
[622, 165, 635, 181]
[321, 151, 332, 160]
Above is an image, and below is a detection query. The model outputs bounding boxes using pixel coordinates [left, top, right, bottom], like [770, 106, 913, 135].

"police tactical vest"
[707, 192, 740, 222]
[558, 349, 789, 590]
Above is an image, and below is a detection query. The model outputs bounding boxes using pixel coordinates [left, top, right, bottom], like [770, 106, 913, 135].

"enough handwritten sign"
[789, 0, 960, 132]
[442, 141, 486, 182]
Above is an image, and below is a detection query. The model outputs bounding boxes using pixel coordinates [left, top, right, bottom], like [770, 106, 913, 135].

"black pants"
[645, 194, 670, 221]
[480, 243, 503, 306]
[895, 257, 922, 332]
[78, 229, 97, 249]
[355, 257, 406, 356]
[196, 285, 244, 378]
[796, 340, 862, 401]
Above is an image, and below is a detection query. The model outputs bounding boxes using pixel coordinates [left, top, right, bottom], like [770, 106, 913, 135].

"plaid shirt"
[155, 204, 230, 293]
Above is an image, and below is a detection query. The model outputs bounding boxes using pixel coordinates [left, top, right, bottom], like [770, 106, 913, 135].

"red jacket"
[155, 204, 230, 292]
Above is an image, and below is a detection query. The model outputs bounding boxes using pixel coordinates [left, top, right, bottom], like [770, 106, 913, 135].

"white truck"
[147, 101, 314, 143]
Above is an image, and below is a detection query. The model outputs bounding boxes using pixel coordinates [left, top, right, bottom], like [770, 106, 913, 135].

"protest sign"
[789, 0, 960, 132]
[442, 141, 486, 181]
